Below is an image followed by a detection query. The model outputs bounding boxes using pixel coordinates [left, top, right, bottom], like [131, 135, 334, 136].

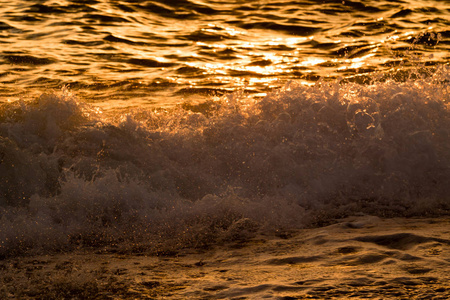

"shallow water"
[0, 1, 449, 258]
[0, 0, 448, 106]
[2, 217, 450, 299]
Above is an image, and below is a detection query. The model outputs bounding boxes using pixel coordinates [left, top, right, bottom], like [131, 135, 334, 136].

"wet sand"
[1, 216, 449, 299]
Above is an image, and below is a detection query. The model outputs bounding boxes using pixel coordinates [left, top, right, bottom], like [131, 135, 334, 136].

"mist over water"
[0, 1, 449, 257]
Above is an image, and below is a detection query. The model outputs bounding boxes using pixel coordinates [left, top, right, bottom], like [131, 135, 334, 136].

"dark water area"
[0, 0, 448, 106]
[0, 1, 449, 258]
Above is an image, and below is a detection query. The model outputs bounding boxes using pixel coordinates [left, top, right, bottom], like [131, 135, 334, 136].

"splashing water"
[1, 64, 449, 257]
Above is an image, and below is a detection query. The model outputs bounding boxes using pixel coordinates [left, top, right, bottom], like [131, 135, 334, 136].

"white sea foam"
[1, 66, 449, 257]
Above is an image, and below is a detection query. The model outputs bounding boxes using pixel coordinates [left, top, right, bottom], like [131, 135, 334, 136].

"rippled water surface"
[0, 0, 448, 107]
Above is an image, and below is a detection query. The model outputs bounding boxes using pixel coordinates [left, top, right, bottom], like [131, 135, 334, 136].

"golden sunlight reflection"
[1, 0, 444, 108]
[300, 58, 326, 67]
[176, 22, 410, 95]
[205, 23, 245, 36]
[338, 53, 377, 70]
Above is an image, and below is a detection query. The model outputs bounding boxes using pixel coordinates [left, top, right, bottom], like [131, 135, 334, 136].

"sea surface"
[0, 0, 449, 257]
[0, 0, 449, 106]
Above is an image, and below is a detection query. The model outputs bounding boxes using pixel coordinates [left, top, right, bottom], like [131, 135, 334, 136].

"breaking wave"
[1, 65, 450, 257]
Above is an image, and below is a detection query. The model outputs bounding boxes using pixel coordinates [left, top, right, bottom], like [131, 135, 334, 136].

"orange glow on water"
[0, 0, 447, 108]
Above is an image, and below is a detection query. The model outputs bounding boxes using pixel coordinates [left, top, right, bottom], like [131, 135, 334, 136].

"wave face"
[1, 66, 449, 257]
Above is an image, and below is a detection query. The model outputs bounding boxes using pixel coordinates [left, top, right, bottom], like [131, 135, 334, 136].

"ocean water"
[0, 0, 449, 257]
[1, 0, 449, 106]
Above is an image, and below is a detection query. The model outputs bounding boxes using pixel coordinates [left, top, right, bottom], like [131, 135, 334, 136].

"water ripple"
[0, 0, 447, 105]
